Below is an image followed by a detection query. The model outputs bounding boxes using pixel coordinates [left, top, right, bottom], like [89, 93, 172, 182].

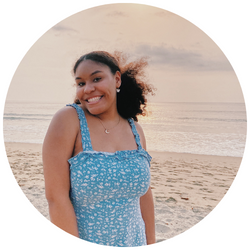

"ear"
[114, 71, 121, 88]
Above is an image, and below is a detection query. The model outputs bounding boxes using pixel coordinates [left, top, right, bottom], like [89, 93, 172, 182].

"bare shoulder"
[44, 105, 80, 142]
[53, 105, 78, 122]
[134, 121, 144, 134]
[49, 106, 78, 128]
[134, 121, 147, 150]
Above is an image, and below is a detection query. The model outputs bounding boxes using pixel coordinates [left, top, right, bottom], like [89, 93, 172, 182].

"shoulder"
[134, 121, 147, 150]
[53, 105, 78, 120]
[43, 105, 81, 159]
[48, 105, 80, 135]
[52, 105, 80, 125]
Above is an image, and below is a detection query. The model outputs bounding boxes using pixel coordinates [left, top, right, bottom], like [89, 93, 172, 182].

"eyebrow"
[90, 70, 102, 76]
[75, 70, 103, 80]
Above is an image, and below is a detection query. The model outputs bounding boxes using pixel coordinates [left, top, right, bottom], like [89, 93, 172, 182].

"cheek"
[106, 86, 117, 100]
[76, 87, 83, 97]
[75, 88, 85, 103]
[105, 79, 117, 95]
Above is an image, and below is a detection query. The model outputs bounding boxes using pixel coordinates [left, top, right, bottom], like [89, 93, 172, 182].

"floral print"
[67, 104, 151, 247]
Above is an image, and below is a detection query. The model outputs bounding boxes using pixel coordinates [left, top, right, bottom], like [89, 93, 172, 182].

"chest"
[69, 152, 151, 205]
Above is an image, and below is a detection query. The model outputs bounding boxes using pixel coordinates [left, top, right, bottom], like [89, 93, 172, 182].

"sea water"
[3, 101, 247, 157]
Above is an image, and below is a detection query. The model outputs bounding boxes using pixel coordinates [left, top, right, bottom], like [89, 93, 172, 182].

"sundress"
[67, 103, 152, 247]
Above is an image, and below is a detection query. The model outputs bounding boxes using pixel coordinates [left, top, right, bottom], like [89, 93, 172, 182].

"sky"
[6, 3, 244, 104]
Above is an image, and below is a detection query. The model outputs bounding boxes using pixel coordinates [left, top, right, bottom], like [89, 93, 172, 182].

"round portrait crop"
[3, 3, 247, 247]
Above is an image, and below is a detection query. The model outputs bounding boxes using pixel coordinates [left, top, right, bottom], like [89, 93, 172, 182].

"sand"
[4, 142, 242, 243]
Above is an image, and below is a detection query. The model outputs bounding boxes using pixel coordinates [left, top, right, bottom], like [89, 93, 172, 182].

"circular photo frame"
[2, 1, 249, 249]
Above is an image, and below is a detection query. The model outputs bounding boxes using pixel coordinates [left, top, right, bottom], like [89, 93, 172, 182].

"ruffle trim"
[68, 148, 152, 167]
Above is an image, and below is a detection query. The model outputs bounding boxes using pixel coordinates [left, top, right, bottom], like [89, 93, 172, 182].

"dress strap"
[66, 103, 93, 151]
[128, 118, 142, 150]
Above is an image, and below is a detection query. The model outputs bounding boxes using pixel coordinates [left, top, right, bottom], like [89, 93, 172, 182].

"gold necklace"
[97, 116, 121, 134]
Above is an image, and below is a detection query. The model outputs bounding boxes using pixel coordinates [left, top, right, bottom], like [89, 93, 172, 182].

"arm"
[140, 187, 156, 244]
[42, 107, 79, 237]
[135, 122, 156, 244]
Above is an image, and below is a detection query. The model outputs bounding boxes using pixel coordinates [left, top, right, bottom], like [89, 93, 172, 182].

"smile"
[86, 96, 103, 103]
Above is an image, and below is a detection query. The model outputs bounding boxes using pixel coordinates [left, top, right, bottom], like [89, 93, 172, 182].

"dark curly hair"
[73, 51, 154, 121]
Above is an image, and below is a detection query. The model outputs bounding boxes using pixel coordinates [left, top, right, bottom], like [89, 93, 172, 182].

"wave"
[177, 117, 247, 123]
[4, 113, 53, 121]
[4, 116, 52, 121]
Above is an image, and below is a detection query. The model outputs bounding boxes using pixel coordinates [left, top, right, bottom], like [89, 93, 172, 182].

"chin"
[86, 107, 104, 116]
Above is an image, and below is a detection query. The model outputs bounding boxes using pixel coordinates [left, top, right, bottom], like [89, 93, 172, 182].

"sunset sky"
[6, 3, 244, 104]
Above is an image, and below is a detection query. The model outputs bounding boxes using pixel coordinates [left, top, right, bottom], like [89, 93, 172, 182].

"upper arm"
[134, 121, 147, 150]
[42, 106, 79, 201]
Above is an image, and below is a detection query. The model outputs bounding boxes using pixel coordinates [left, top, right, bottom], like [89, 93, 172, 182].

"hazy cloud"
[51, 24, 78, 33]
[154, 11, 170, 17]
[106, 11, 128, 17]
[134, 44, 232, 71]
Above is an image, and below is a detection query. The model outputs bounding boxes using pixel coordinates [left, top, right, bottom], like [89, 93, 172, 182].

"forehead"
[75, 59, 110, 75]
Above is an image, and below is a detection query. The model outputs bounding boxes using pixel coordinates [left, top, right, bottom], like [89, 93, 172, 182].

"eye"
[93, 77, 101, 82]
[77, 82, 85, 87]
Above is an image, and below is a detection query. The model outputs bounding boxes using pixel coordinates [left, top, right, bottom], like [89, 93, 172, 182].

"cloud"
[134, 44, 233, 71]
[51, 24, 78, 33]
[106, 11, 128, 17]
[154, 11, 166, 17]
[154, 10, 173, 17]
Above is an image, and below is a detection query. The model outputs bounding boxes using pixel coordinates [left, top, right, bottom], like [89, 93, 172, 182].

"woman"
[43, 51, 155, 247]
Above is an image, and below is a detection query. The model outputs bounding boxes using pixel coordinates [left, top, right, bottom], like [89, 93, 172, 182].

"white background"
[1, 1, 249, 249]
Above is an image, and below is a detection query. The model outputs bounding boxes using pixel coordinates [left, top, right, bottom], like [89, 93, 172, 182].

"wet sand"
[4, 142, 241, 242]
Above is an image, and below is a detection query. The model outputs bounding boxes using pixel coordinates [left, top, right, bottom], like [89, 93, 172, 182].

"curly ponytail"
[73, 51, 155, 121]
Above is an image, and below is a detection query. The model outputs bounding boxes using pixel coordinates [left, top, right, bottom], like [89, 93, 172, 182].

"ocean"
[3, 102, 247, 157]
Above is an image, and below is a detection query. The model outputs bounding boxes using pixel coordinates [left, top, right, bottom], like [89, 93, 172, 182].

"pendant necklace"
[97, 116, 121, 134]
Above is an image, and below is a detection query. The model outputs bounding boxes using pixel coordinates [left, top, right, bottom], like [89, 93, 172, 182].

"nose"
[84, 82, 95, 94]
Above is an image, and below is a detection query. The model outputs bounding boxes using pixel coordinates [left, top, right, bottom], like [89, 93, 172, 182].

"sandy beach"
[4, 142, 242, 243]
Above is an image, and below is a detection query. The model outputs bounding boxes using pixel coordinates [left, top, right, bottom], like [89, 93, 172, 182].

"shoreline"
[4, 141, 243, 159]
[4, 141, 242, 241]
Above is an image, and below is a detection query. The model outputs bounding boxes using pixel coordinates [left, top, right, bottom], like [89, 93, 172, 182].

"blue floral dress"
[67, 103, 152, 247]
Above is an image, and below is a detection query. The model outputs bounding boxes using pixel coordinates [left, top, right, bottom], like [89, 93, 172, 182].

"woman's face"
[75, 60, 121, 116]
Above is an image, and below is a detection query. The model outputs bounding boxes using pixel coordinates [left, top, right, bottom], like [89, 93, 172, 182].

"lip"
[85, 95, 103, 104]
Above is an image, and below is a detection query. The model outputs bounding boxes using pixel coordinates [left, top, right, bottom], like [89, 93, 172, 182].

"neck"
[94, 109, 121, 134]
[94, 106, 120, 122]
[96, 111, 120, 123]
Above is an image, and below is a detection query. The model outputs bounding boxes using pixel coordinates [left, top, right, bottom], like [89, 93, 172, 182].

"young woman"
[42, 51, 155, 247]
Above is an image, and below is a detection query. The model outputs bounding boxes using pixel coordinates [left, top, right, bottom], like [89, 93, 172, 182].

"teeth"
[87, 96, 101, 103]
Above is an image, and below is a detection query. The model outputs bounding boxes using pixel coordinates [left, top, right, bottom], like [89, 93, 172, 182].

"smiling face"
[75, 59, 121, 117]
